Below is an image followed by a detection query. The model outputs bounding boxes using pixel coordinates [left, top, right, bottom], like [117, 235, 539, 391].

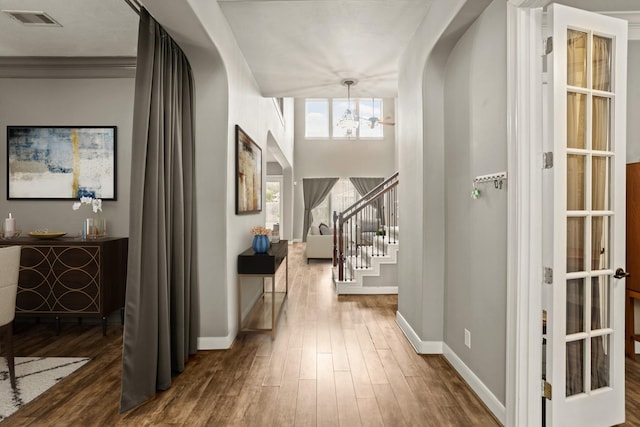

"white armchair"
[0, 246, 21, 390]
[306, 225, 333, 262]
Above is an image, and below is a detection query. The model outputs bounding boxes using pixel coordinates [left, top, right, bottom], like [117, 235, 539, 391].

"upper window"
[305, 98, 384, 139]
[305, 99, 329, 138]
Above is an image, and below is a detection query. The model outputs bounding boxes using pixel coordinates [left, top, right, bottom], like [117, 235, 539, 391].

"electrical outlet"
[464, 329, 471, 349]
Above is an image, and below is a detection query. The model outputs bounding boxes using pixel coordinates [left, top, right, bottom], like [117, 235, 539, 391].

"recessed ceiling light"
[2, 10, 62, 27]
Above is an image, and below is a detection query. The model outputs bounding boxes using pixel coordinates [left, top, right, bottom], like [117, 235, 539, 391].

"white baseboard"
[336, 284, 398, 295]
[395, 311, 443, 354]
[443, 344, 506, 426]
[197, 334, 234, 350]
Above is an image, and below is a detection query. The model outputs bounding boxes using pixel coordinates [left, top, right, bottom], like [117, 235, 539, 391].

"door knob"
[613, 268, 630, 279]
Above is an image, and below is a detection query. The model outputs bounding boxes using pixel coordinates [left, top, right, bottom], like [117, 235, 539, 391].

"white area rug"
[0, 357, 90, 421]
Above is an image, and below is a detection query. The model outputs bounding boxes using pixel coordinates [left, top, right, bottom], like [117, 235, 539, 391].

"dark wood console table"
[237, 240, 288, 339]
[0, 236, 128, 336]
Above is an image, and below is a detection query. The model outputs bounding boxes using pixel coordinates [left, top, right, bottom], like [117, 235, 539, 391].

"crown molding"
[0, 56, 136, 78]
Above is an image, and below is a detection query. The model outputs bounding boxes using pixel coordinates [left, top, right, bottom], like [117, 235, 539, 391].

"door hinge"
[544, 267, 553, 284]
[543, 36, 553, 55]
[542, 380, 552, 399]
[543, 152, 553, 169]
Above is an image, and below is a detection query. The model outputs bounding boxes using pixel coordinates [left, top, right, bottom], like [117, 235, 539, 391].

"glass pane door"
[545, 4, 627, 426]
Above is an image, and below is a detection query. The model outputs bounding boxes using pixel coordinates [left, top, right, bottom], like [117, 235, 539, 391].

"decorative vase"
[84, 218, 107, 239]
[252, 234, 270, 253]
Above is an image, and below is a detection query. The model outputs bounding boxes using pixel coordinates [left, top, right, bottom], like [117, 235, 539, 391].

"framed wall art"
[7, 126, 117, 200]
[235, 125, 262, 214]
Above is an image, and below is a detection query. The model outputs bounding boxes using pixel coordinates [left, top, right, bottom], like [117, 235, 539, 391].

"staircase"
[332, 172, 399, 295]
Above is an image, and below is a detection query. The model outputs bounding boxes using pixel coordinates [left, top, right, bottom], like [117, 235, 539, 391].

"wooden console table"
[237, 240, 288, 339]
[0, 236, 128, 336]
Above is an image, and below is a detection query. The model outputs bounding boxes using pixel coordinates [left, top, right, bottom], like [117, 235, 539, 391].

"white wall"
[143, 0, 294, 347]
[443, 0, 507, 403]
[396, 0, 491, 348]
[0, 78, 134, 238]
[292, 98, 396, 240]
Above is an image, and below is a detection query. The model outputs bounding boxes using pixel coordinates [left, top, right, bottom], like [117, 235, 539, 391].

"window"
[358, 98, 384, 138]
[305, 98, 384, 139]
[305, 99, 329, 138]
[311, 179, 359, 226]
[265, 179, 282, 232]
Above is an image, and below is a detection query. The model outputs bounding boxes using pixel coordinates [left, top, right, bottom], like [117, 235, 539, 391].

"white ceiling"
[0, 0, 138, 57]
[0, 0, 639, 98]
[217, 0, 433, 98]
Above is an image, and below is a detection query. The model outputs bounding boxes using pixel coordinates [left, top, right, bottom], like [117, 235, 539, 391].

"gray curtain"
[120, 8, 199, 412]
[302, 178, 338, 242]
[350, 177, 384, 223]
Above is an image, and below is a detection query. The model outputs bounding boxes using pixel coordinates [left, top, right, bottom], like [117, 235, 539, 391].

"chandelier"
[337, 79, 359, 135]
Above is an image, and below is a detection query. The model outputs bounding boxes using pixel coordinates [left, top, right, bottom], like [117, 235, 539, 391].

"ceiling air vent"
[2, 10, 62, 27]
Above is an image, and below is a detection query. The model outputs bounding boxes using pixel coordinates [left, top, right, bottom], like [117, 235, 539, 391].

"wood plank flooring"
[2, 242, 640, 426]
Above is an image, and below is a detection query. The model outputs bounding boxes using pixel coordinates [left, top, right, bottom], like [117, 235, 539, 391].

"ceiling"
[216, 0, 433, 98]
[0, 0, 639, 98]
[0, 0, 138, 57]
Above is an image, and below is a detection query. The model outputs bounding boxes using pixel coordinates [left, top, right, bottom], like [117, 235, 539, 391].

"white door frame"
[507, 2, 638, 426]
[266, 175, 284, 235]
[506, 2, 544, 425]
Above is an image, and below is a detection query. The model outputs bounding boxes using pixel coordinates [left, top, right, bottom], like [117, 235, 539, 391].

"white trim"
[443, 344, 507, 426]
[636, 341, 640, 353]
[0, 56, 136, 78]
[336, 284, 398, 295]
[507, 4, 544, 427]
[197, 334, 235, 350]
[395, 311, 443, 354]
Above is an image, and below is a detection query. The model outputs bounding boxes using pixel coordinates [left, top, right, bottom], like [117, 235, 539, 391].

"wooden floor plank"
[335, 370, 362, 426]
[294, 379, 317, 426]
[356, 397, 385, 427]
[316, 353, 339, 426]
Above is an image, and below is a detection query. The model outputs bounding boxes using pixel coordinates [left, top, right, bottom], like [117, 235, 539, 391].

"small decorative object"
[4, 213, 16, 238]
[73, 196, 107, 239]
[271, 223, 280, 243]
[28, 230, 67, 239]
[250, 225, 271, 253]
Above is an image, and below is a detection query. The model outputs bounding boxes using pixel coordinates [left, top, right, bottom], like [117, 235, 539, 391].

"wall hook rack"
[471, 172, 507, 198]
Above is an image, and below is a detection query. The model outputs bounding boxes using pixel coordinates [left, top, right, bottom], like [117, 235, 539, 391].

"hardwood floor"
[2, 242, 640, 426]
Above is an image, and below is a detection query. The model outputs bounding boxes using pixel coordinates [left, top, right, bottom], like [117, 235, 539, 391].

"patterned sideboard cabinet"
[1, 236, 128, 335]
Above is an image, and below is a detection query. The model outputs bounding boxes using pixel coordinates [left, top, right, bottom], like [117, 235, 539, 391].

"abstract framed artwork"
[235, 125, 262, 214]
[7, 126, 117, 200]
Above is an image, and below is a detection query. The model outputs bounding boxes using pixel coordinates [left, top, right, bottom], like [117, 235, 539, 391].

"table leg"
[238, 276, 243, 331]
[271, 274, 276, 340]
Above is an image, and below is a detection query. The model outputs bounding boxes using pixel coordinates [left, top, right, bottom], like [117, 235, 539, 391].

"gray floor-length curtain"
[120, 8, 199, 412]
[302, 178, 338, 241]
[350, 177, 384, 223]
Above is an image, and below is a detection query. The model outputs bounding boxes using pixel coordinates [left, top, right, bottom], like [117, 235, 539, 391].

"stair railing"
[333, 172, 399, 281]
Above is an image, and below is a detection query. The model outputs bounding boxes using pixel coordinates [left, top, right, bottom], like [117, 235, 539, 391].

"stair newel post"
[333, 210, 338, 267]
[338, 213, 344, 281]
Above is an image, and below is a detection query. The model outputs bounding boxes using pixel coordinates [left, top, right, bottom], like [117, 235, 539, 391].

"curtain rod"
[124, 0, 142, 16]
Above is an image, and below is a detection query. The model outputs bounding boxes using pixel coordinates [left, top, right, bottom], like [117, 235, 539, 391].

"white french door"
[542, 4, 627, 426]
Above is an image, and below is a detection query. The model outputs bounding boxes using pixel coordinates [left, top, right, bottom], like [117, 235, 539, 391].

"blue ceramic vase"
[252, 235, 270, 253]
